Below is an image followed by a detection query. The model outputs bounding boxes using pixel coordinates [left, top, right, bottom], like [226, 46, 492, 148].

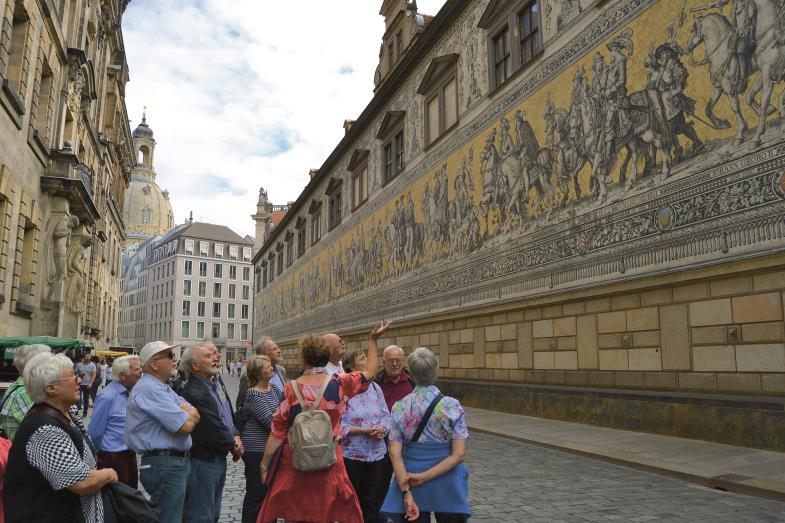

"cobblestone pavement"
[218, 374, 785, 522]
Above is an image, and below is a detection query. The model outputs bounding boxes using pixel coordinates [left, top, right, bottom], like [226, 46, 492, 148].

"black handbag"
[102, 482, 161, 523]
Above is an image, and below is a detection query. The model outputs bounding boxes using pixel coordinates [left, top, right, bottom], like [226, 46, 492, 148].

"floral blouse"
[270, 371, 369, 442]
[389, 385, 470, 444]
[340, 382, 391, 461]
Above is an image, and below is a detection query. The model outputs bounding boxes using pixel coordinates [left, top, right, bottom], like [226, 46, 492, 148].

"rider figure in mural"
[693, 0, 757, 78]
[601, 31, 634, 176]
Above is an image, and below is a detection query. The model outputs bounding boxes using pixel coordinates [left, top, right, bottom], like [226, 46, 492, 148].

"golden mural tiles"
[258, 0, 785, 327]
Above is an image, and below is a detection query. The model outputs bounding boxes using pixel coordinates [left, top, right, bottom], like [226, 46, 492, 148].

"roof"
[271, 211, 287, 228]
[160, 221, 253, 245]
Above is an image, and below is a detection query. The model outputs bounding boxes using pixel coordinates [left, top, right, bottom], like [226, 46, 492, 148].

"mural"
[257, 0, 785, 334]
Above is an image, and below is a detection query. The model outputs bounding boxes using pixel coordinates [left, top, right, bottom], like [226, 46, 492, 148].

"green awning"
[0, 336, 86, 350]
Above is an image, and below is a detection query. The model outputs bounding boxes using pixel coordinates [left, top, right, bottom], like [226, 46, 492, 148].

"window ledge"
[27, 128, 49, 167]
[0, 79, 25, 130]
[424, 120, 460, 152]
[487, 51, 545, 99]
[12, 300, 35, 318]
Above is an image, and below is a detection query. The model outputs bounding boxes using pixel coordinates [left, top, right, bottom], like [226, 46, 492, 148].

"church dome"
[123, 175, 174, 246]
[132, 114, 154, 139]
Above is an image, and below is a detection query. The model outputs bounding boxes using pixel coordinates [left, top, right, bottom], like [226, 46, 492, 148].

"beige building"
[118, 234, 155, 349]
[120, 220, 254, 359]
[0, 0, 133, 349]
[253, 0, 785, 449]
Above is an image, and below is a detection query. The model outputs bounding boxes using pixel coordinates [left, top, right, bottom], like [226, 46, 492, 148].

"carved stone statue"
[46, 215, 79, 301]
[65, 237, 92, 312]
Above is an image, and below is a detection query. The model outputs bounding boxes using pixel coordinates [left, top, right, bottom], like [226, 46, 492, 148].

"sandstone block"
[517, 322, 533, 369]
[641, 288, 672, 306]
[532, 319, 554, 338]
[563, 302, 585, 315]
[689, 298, 732, 326]
[678, 372, 716, 391]
[597, 311, 626, 333]
[554, 351, 578, 370]
[690, 326, 727, 345]
[524, 308, 542, 320]
[614, 371, 644, 388]
[492, 313, 508, 325]
[645, 372, 678, 389]
[633, 330, 660, 347]
[460, 354, 474, 368]
[741, 322, 784, 343]
[628, 348, 662, 371]
[577, 315, 598, 369]
[626, 307, 659, 331]
[533, 338, 553, 351]
[693, 345, 736, 372]
[501, 353, 518, 369]
[500, 323, 517, 341]
[473, 328, 485, 367]
[485, 353, 501, 369]
[557, 336, 576, 350]
[589, 371, 614, 387]
[598, 349, 628, 370]
[554, 316, 577, 336]
[611, 294, 640, 310]
[507, 310, 525, 322]
[542, 304, 562, 318]
[710, 277, 752, 297]
[508, 369, 526, 381]
[485, 325, 501, 342]
[449, 355, 461, 368]
[585, 297, 610, 313]
[716, 373, 761, 393]
[731, 293, 783, 324]
[460, 328, 473, 343]
[533, 351, 555, 369]
[598, 333, 622, 348]
[761, 374, 785, 393]
[673, 283, 709, 302]
[753, 271, 785, 292]
[735, 343, 785, 372]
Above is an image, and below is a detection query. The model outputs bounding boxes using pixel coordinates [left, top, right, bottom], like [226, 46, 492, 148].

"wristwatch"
[400, 488, 411, 497]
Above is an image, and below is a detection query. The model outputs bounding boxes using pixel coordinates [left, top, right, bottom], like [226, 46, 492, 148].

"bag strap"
[411, 393, 443, 443]
[291, 374, 331, 412]
[0, 382, 25, 413]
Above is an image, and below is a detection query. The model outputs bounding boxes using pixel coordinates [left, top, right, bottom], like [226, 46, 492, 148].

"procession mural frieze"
[257, 0, 785, 340]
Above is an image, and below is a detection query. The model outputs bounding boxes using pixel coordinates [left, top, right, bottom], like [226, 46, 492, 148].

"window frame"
[348, 149, 370, 211]
[377, 112, 406, 186]
[326, 178, 343, 231]
[418, 54, 460, 146]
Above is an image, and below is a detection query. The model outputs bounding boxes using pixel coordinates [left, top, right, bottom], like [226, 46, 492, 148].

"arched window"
[142, 208, 152, 224]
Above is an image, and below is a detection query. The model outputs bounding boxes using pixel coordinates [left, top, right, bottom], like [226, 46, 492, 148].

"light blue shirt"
[125, 373, 191, 453]
[270, 370, 284, 394]
[87, 381, 130, 452]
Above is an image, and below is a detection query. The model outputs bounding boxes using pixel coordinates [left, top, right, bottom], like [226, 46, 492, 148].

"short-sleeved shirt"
[0, 377, 32, 439]
[270, 372, 368, 443]
[26, 413, 104, 522]
[76, 362, 96, 384]
[87, 381, 130, 452]
[340, 382, 391, 461]
[389, 385, 470, 444]
[125, 373, 191, 452]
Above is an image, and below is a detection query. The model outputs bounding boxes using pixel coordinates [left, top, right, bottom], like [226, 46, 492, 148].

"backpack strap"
[291, 374, 331, 411]
[411, 393, 444, 444]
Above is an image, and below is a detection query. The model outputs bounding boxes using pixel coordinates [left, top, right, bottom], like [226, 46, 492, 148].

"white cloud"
[123, 0, 448, 237]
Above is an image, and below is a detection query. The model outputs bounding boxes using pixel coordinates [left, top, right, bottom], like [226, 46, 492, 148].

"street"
[218, 373, 785, 522]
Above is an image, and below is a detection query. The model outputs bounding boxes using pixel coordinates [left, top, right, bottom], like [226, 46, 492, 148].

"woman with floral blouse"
[341, 349, 392, 522]
[381, 347, 471, 523]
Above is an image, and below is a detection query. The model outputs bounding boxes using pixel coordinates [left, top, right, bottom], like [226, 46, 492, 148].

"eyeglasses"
[51, 375, 80, 384]
[154, 351, 176, 361]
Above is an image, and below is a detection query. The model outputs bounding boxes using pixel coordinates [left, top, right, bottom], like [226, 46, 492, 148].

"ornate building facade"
[0, 0, 134, 350]
[254, 0, 785, 449]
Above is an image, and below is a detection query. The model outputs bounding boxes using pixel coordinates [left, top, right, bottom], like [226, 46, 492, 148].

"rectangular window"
[493, 27, 511, 87]
[213, 282, 222, 298]
[444, 78, 458, 129]
[395, 131, 404, 173]
[297, 223, 307, 257]
[241, 324, 249, 340]
[241, 304, 249, 319]
[183, 280, 192, 296]
[197, 322, 205, 338]
[242, 285, 250, 300]
[227, 323, 235, 340]
[182, 300, 190, 316]
[427, 95, 439, 144]
[243, 267, 251, 281]
[286, 236, 294, 267]
[214, 263, 223, 278]
[328, 191, 342, 230]
[212, 303, 221, 318]
[200, 241, 209, 256]
[184, 260, 192, 275]
[351, 166, 368, 209]
[228, 303, 235, 318]
[181, 321, 190, 339]
[243, 247, 251, 261]
[198, 281, 206, 297]
[6, 5, 31, 101]
[395, 30, 403, 59]
[185, 239, 194, 255]
[229, 265, 237, 280]
[229, 245, 238, 260]
[33, 60, 54, 144]
[214, 243, 224, 257]
[228, 283, 236, 299]
[519, 2, 542, 66]
[199, 262, 207, 277]
[211, 323, 220, 338]
[311, 208, 322, 245]
[197, 301, 205, 317]
[383, 142, 393, 184]
[276, 249, 284, 276]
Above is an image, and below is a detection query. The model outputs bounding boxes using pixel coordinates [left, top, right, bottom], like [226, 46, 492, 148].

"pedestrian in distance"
[0, 343, 51, 439]
[75, 352, 97, 416]
[380, 347, 471, 523]
[181, 342, 244, 523]
[236, 337, 287, 409]
[125, 341, 200, 523]
[89, 355, 102, 405]
[4, 352, 119, 522]
[87, 354, 143, 487]
[257, 321, 392, 523]
[97, 357, 108, 392]
[239, 355, 284, 523]
[341, 349, 392, 523]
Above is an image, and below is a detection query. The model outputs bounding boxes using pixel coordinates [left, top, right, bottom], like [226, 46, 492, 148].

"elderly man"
[374, 345, 415, 411]
[87, 355, 142, 487]
[324, 332, 347, 375]
[236, 337, 287, 408]
[126, 341, 200, 523]
[76, 352, 96, 416]
[0, 344, 51, 439]
[181, 342, 243, 523]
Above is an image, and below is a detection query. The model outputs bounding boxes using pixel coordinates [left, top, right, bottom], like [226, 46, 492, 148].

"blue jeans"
[139, 455, 190, 523]
[185, 455, 227, 523]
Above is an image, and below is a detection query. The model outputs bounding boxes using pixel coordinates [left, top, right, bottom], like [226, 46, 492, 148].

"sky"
[123, 0, 448, 238]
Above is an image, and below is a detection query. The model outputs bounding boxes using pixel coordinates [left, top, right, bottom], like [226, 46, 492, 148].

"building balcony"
[41, 146, 100, 224]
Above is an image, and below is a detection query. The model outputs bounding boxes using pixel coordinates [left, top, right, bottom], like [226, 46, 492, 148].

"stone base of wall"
[438, 379, 785, 452]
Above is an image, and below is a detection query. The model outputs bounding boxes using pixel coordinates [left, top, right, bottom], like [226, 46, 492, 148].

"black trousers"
[242, 451, 267, 523]
[344, 457, 389, 523]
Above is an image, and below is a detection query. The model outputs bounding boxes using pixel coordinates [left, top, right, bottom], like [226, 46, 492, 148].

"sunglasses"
[155, 350, 176, 361]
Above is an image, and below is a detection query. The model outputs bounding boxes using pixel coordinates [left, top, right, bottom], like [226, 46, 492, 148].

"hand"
[407, 472, 427, 487]
[104, 468, 119, 484]
[370, 320, 392, 340]
[260, 463, 269, 484]
[403, 493, 419, 521]
[370, 426, 385, 440]
[232, 436, 244, 461]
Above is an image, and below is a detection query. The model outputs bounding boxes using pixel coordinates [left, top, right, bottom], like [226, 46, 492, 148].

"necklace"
[303, 367, 327, 375]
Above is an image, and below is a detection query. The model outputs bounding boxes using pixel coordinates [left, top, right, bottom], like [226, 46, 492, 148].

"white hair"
[13, 344, 52, 373]
[383, 345, 404, 358]
[179, 348, 195, 380]
[24, 353, 74, 404]
[111, 355, 140, 381]
[408, 347, 438, 386]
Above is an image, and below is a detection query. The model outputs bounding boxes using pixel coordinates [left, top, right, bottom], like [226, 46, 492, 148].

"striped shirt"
[240, 387, 283, 453]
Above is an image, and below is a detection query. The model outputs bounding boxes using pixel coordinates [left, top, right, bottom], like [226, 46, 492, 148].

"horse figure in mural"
[504, 111, 554, 221]
[479, 129, 510, 235]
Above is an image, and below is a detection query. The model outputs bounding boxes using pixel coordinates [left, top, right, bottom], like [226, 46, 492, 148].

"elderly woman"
[3, 352, 118, 522]
[240, 355, 284, 523]
[0, 343, 51, 439]
[257, 321, 392, 523]
[380, 347, 471, 523]
[341, 349, 392, 523]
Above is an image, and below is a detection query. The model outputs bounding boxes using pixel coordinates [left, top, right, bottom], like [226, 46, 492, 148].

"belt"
[142, 449, 189, 458]
[97, 449, 136, 456]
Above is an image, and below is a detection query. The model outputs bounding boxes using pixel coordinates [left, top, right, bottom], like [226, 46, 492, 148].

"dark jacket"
[236, 364, 287, 409]
[181, 376, 236, 460]
[373, 369, 416, 388]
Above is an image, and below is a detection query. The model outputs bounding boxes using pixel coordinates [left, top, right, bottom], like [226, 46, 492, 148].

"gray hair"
[111, 355, 140, 381]
[179, 348, 195, 380]
[24, 353, 74, 404]
[255, 336, 273, 355]
[408, 347, 438, 386]
[13, 344, 52, 373]
[383, 345, 404, 358]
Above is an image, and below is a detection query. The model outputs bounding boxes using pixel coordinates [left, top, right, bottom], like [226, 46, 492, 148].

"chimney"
[309, 169, 319, 179]
[343, 119, 355, 134]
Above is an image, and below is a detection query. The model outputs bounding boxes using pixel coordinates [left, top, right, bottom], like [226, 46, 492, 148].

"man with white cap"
[125, 341, 200, 523]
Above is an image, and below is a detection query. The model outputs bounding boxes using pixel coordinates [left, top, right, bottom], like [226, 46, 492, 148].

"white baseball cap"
[140, 340, 175, 367]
